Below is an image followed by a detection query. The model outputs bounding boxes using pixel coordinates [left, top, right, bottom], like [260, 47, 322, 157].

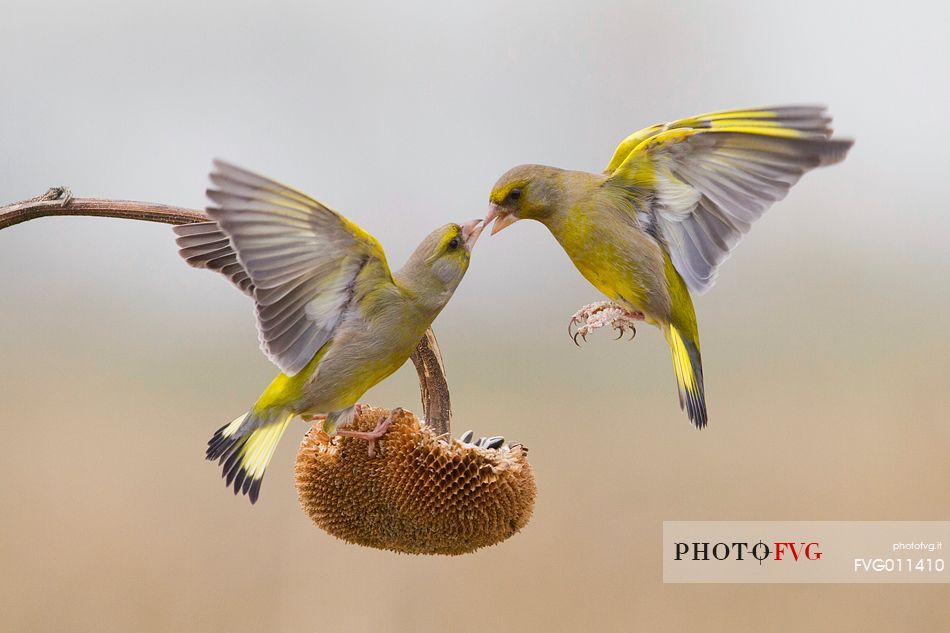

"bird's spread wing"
[604, 106, 853, 294]
[174, 160, 394, 375]
[175, 221, 255, 296]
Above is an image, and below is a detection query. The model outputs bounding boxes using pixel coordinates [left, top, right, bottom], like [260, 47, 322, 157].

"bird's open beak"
[485, 204, 519, 235]
[460, 218, 485, 250]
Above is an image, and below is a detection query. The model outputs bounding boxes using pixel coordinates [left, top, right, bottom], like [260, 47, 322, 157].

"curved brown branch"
[0, 188, 451, 432]
[0, 189, 207, 230]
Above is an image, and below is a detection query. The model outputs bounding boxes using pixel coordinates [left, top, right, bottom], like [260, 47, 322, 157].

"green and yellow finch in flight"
[486, 105, 853, 428]
[175, 161, 484, 503]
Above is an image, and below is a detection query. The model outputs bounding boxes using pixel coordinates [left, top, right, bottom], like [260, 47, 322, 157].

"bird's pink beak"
[485, 204, 519, 235]
[460, 218, 485, 249]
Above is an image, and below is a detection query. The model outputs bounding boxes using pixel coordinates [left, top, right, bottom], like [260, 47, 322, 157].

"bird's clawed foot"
[568, 301, 644, 346]
[336, 409, 398, 457]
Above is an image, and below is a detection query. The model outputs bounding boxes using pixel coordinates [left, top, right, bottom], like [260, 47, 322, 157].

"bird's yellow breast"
[548, 199, 668, 319]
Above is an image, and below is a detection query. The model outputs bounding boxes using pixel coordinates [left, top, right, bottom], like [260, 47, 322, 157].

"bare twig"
[0, 189, 451, 430]
[0, 193, 207, 230]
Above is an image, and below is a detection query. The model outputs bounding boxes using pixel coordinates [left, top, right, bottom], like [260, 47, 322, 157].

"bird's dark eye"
[448, 237, 460, 250]
[508, 188, 522, 202]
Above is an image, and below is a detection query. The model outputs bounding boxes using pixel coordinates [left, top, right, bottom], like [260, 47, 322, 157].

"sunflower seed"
[485, 436, 505, 449]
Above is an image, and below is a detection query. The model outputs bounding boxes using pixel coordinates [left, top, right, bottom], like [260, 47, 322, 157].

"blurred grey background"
[2, 0, 949, 631]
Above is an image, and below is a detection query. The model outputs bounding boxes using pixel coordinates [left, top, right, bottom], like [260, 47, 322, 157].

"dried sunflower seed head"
[295, 406, 536, 555]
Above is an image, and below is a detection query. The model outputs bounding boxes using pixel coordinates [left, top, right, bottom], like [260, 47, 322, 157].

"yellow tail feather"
[206, 410, 294, 503]
[666, 325, 707, 428]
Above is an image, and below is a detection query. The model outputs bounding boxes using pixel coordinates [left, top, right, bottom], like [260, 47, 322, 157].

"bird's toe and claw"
[568, 301, 644, 346]
[336, 409, 399, 457]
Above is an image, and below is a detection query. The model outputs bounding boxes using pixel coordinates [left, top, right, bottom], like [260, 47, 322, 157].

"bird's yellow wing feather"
[175, 160, 395, 375]
[604, 106, 853, 293]
[603, 105, 837, 175]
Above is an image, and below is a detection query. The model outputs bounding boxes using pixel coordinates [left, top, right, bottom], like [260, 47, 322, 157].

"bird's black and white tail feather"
[206, 410, 294, 504]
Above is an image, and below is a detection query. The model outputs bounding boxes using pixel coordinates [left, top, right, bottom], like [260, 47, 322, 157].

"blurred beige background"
[2, 0, 949, 631]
